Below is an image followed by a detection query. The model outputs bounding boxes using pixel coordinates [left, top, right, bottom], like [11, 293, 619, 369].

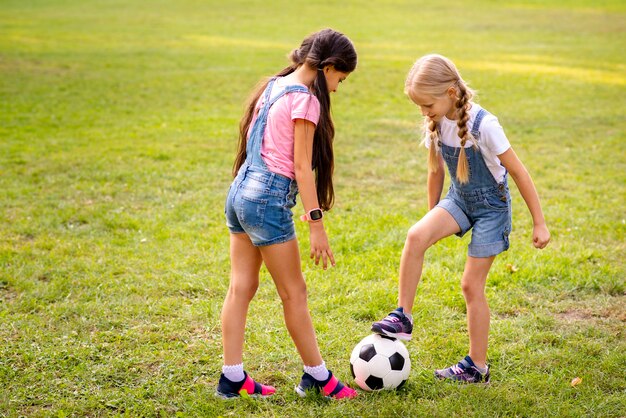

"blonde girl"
[372, 54, 550, 383]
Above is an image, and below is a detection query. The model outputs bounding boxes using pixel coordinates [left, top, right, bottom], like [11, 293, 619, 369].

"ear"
[323, 65, 334, 74]
[447, 86, 457, 99]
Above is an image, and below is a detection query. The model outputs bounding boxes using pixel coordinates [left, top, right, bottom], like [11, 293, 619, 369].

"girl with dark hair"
[218, 29, 358, 399]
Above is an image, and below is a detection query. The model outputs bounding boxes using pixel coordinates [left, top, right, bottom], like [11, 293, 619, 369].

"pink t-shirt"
[248, 79, 320, 179]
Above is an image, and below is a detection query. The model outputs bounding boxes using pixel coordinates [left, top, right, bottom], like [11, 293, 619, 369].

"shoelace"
[450, 364, 465, 375]
[384, 315, 400, 323]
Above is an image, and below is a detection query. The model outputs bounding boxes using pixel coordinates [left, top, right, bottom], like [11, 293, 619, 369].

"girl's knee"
[461, 279, 485, 301]
[277, 281, 308, 305]
[405, 225, 430, 253]
[227, 280, 259, 302]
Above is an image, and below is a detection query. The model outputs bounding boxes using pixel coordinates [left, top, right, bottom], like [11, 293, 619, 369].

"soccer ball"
[349, 333, 411, 391]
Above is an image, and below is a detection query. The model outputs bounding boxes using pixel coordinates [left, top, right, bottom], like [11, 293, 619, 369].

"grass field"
[1, 0, 625, 416]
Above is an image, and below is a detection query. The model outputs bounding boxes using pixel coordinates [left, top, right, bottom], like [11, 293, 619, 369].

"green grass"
[1, 0, 625, 416]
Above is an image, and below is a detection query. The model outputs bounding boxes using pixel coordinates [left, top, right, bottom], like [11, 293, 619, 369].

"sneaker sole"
[371, 326, 412, 341]
[295, 385, 308, 398]
[295, 385, 333, 399]
[296, 385, 335, 399]
[215, 390, 273, 400]
[434, 372, 491, 385]
[215, 390, 238, 400]
[295, 385, 356, 400]
[436, 379, 491, 385]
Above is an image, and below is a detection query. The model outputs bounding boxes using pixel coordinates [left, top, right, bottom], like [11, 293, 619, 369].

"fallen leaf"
[571, 377, 583, 387]
[506, 263, 518, 273]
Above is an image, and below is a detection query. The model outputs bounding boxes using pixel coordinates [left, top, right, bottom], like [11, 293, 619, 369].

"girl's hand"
[309, 222, 336, 270]
[533, 223, 550, 249]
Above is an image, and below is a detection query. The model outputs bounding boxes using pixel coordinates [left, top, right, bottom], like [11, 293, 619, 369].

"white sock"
[222, 363, 245, 382]
[304, 362, 330, 381]
[405, 312, 413, 324]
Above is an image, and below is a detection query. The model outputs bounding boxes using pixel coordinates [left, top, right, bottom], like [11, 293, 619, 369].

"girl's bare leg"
[221, 233, 263, 365]
[260, 239, 323, 366]
[398, 207, 461, 314]
[461, 255, 495, 368]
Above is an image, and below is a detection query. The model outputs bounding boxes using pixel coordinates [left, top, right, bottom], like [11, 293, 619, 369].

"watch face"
[309, 209, 323, 221]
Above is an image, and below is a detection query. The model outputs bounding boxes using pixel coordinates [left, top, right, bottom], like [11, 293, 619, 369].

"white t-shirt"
[425, 103, 511, 183]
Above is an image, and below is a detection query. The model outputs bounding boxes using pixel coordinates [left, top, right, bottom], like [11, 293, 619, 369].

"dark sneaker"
[295, 371, 357, 399]
[371, 307, 413, 341]
[434, 356, 490, 383]
[216, 372, 276, 399]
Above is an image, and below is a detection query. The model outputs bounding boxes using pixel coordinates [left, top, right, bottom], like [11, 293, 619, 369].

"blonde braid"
[427, 117, 439, 173]
[404, 54, 476, 181]
[455, 82, 472, 183]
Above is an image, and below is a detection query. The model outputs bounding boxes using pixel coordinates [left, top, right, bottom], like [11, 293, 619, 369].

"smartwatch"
[300, 208, 323, 222]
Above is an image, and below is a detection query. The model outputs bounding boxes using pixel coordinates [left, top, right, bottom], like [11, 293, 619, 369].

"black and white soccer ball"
[349, 333, 411, 391]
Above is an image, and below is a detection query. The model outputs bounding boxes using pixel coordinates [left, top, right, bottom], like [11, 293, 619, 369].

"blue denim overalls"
[225, 78, 310, 246]
[437, 109, 513, 257]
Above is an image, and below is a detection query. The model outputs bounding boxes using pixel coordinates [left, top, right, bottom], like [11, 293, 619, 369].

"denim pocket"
[482, 192, 509, 211]
[239, 194, 268, 230]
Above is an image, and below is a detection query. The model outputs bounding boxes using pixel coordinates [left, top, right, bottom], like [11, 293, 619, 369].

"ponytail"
[311, 67, 334, 210]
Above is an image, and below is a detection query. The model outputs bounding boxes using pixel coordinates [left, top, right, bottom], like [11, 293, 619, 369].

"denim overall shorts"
[225, 78, 308, 246]
[436, 109, 512, 258]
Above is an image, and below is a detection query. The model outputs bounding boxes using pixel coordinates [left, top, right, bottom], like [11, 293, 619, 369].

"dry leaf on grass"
[506, 263, 518, 273]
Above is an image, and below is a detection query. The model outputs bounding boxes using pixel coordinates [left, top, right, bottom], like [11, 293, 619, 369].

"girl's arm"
[498, 147, 550, 249]
[293, 118, 335, 269]
[427, 153, 445, 210]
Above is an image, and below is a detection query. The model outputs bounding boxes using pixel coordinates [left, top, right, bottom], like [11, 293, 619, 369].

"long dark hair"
[232, 28, 357, 211]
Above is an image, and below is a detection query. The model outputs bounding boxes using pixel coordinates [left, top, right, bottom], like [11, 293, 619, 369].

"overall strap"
[245, 78, 276, 158]
[470, 108, 488, 139]
[247, 80, 311, 168]
[443, 107, 503, 189]
[263, 78, 276, 105]
[266, 85, 309, 109]
[469, 107, 508, 181]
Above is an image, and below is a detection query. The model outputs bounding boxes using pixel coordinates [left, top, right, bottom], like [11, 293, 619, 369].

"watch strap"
[300, 208, 323, 222]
